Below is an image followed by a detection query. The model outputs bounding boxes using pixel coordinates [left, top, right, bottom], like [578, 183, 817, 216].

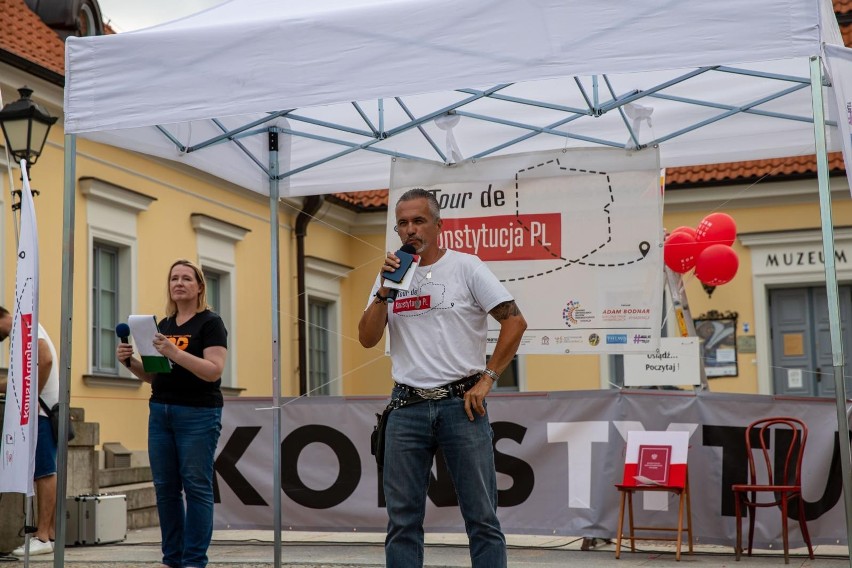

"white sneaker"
[11, 537, 54, 556]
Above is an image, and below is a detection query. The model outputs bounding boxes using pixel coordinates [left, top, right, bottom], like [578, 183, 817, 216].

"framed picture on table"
[694, 313, 738, 378]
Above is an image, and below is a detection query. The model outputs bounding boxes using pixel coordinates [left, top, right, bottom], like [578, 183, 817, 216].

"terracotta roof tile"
[0, 0, 66, 75]
[666, 153, 846, 187]
[328, 189, 388, 211]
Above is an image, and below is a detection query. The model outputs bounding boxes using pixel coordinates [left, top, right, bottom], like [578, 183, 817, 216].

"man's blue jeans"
[148, 402, 222, 568]
[383, 388, 506, 568]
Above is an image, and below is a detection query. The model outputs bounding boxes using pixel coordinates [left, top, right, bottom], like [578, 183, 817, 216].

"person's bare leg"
[35, 474, 57, 542]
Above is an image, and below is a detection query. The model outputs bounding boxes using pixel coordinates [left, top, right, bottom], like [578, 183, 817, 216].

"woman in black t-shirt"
[117, 259, 227, 568]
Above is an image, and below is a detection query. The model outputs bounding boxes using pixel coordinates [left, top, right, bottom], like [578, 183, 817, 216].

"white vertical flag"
[0, 161, 40, 495]
[825, 45, 852, 198]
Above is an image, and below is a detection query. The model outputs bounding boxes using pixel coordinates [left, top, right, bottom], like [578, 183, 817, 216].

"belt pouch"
[371, 405, 393, 472]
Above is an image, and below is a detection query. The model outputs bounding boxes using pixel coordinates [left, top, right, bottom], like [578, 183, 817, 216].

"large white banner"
[214, 391, 851, 548]
[388, 149, 663, 354]
[0, 165, 40, 496]
[825, 45, 852, 198]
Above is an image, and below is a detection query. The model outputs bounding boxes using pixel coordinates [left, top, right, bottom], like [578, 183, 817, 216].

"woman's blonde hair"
[165, 259, 210, 316]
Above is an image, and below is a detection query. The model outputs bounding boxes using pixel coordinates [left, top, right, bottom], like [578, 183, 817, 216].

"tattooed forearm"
[490, 300, 521, 321]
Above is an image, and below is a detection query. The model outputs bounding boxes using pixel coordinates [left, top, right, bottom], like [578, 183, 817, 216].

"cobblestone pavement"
[2, 528, 848, 567]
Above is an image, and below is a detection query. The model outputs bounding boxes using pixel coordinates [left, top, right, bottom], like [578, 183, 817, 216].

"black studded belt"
[393, 373, 482, 405]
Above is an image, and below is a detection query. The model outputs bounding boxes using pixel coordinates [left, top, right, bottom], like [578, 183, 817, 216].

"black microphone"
[384, 244, 417, 302]
[115, 323, 132, 368]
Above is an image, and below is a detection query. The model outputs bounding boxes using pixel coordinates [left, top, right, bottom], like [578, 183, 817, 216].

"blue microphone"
[115, 323, 131, 368]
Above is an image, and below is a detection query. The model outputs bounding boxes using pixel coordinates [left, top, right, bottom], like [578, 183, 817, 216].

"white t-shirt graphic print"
[368, 249, 512, 389]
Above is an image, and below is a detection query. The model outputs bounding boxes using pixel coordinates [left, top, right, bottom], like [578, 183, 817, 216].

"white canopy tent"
[65, 0, 845, 194]
[59, 0, 852, 566]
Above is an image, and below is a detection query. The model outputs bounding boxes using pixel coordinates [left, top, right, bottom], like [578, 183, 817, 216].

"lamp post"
[0, 86, 57, 206]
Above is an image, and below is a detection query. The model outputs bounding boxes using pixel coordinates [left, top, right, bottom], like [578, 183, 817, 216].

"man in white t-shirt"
[0, 306, 59, 556]
[359, 189, 527, 568]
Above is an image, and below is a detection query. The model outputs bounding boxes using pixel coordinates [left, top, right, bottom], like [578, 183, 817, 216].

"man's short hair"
[397, 188, 441, 221]
[0, 306, 8, 318]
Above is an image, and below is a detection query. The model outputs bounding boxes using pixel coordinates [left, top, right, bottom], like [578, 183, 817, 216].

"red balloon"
[670, 226, 697, 239]
[664, 231, 701, 273]
[696, 213, 737, 247]
[695, 244, 739, 286]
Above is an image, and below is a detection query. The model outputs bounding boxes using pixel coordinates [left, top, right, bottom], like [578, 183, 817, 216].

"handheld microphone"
[384, 244, 417, 302]
[115, 323, 132, 368]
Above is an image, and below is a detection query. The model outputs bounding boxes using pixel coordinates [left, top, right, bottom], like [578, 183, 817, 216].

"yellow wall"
[2, 118, 304, 450]
[338, 232, 394, 395]
[75, 138, 290, 450]
[525, 355, 601, 391]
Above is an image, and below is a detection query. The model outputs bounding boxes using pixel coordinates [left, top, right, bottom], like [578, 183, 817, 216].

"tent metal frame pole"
[652, 84, 809, 145]
[211, 119, 271, 176]
[456, 110, 621, 148]
[149, 64, 823, 184]
[456, 88, 591, 115]
[146, 62, 825, 186]
[287, 113, 374, 137]
[54, 133, 77, 568]
[351, 101, 379, 136]
[601, 76, 641, 148]
[394, 97, 447, 162]
[810, 56, 852, 565]
[268, 129, 283, 568]
[187, 111, 291, 153]
[648, 92, 818, 124]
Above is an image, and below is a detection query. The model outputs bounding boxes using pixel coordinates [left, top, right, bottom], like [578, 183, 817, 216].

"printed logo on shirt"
[166, 335, 190, 350]
[392, 295, 431, 313]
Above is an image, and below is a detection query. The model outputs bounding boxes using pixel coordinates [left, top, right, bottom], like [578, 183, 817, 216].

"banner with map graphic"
[389, 148, 663, 354]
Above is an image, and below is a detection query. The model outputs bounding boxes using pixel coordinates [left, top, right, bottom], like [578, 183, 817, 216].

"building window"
[192, 214, 249, 390]
[92, 242, 119, 374]
[487, 355, 520, 391]
[304, 256, 350, 396]
[81, 178, 153, 383]
[201, 267, 233, 387]
[308, 298, 331, 395]
[205, 270, 221, 312]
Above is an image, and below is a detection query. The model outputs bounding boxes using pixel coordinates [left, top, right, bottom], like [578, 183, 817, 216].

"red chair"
[732, 417, 814, 564]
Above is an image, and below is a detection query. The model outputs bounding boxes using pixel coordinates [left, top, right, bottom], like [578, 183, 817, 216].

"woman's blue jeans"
[383, 390, 506, 568]
[148, 402, 222, 568]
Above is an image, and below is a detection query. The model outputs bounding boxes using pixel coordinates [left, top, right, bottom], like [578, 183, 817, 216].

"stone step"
[70, 406, 85, 422]
[69, 421, 98, 447]
[128, 506, 159, 530]
[99, 465, 153, 488]
[100, 482, 157, 512]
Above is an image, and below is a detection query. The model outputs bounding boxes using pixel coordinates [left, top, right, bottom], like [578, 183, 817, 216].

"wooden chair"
[615, 468, 693, 561]
[732, 417, 814, 564]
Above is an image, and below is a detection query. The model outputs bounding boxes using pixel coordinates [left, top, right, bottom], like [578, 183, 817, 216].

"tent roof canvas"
[64, 0, 846, 195]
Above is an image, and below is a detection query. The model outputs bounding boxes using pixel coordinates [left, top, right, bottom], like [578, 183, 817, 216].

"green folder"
[141, 355, 172, 373]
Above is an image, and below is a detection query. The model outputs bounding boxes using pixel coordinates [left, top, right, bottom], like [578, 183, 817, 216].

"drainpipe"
[295, 195, 324, 396]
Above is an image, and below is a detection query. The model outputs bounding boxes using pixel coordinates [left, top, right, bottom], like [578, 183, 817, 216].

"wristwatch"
[481, 368, 499, 383]
[374, 290, 390, 304]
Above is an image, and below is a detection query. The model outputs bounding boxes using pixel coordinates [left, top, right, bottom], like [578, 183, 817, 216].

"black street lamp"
[0, 86, 58, 177]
